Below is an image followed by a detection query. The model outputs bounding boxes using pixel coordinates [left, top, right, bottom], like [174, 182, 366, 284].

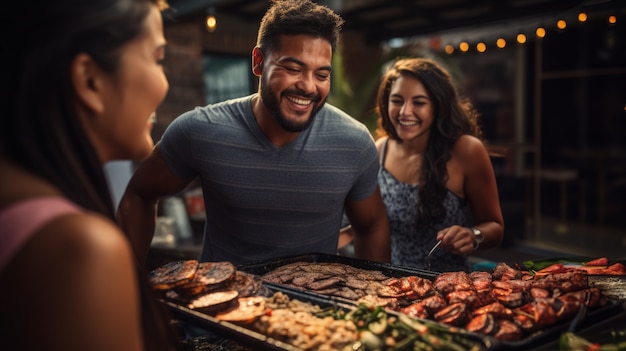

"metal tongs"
[425, 240, 442, 271]
[568, 290, 591, 333]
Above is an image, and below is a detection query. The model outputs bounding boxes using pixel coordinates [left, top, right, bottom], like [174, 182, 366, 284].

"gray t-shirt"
[159, 94, 379, 264]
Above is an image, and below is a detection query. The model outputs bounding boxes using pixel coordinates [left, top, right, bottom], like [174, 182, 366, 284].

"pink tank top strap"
[0, 197, 83, 271]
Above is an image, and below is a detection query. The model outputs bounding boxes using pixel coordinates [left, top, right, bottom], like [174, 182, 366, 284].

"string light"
[476, 42, 487, 53]
[536, 27, 546, 38]
[206, 7, 217, 32]
[496, 38, 506, 48]
[429, 10, 619, 55]
[459, 41, 470, 52]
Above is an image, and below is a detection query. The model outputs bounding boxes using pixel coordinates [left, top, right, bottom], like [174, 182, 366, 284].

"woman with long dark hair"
[374, 57, 504, 272]
[0, 0, 180, 349]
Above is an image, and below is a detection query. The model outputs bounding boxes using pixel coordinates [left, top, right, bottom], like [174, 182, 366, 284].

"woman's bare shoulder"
[45, 212, 131, 261]
[375, 136, 389, 153]
[1, 212, 142, 350]
[453, 134, 488, 158]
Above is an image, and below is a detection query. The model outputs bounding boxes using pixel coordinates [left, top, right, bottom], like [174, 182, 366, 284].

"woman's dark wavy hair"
[257, 0, 345, 54]
[375, 57, 483, 226]
[0, 0, 179, 350]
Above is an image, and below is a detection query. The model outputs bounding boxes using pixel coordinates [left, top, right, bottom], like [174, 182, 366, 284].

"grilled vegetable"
[560, 331, 626, 351]
[344, 304, 484, 351]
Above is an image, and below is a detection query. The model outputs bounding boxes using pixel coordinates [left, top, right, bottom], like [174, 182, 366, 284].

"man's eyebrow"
[277, 56, 332, 72]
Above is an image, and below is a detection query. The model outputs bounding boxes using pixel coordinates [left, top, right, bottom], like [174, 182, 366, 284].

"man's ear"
[70, 53, 105, 115]
[252, 46, 263, 76]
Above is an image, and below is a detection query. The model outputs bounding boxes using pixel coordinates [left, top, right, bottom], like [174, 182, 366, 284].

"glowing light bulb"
[557, 19, 567, 30]
[459, 41, 469, 52]
[516, 33, 527, 44]
[444, 44, 454, 54]
[206, 15, 217, 32]
[476, 42, 486, 53]
[536, 27, 546, 38]
[496, 38, 506, 48]
[578, 12, 587, 22]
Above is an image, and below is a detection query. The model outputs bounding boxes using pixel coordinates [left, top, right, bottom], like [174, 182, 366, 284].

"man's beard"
[260, 77, 326, 133]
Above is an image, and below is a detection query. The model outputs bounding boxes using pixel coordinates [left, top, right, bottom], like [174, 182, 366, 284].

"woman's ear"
[252, 47, 263, 76]
[70, 53, 106, 115]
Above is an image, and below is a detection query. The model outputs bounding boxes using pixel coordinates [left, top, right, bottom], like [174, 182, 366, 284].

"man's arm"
[117, 145, 193, 266]
[344, 186, 390, 263]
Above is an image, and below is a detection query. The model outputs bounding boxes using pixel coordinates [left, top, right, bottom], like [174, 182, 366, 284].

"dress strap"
[379, 137, 390, 167]
[0, 197, 82, 271]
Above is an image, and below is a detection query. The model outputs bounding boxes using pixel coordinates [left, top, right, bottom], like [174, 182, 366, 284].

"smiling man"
[117, 0, 390, 266]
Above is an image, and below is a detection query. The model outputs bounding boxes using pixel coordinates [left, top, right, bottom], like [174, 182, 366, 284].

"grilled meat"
[174, 261, 236, 296]
[149, 259, 199, 291]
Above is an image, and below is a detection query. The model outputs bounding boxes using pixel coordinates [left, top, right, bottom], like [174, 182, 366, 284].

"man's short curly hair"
[256, 0, 344, 54]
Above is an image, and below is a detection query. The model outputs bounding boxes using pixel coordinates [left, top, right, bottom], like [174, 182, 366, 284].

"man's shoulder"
[174, 95, 252, 126]
[319, 104, 369, 133]
[201, 95, 253, 114]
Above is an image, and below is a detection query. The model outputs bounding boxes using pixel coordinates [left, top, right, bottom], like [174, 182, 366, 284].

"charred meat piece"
[433, 272, 474, 295]
[472, 301, 514, 319]
[307, 276, 343, 291]
[215, 296, 268, 322]
[493, 319, 523, 341]
[492, 289, 525, 308]
[421, 294, 448, 315]
[515, 299, 558, 330]
[492, 279, 532, 293]
[400, 302, 429, 319]
[466, 313, 496, 335]
[531, 271, 589, 293]
[344, 276, 369, 290]
[434, 302, 470, 326]
[560, 287, 603, 307]
[291, 272, 326, 287]
[530, 287, 551, 299]
[407, 276, 436, 298]
[334, 287, 364, 300]
[221, 271, 263, 298]
[447, 290, 481, 310]
[262, 271, 299, 284]
[175, 261, 236, 296]
[492, 262, 523, 281]
[149, 259, 199, 291]
[469, 271, 492, 291]
[187, 290, 239, 313]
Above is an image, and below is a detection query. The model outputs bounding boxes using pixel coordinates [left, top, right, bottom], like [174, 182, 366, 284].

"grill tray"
[237, 253, 626, 350]
[166, 282, 496, 351]
[238, 252, 439, 279]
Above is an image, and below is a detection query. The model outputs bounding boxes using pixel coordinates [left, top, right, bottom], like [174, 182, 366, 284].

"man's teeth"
[287, 96, 312, 105]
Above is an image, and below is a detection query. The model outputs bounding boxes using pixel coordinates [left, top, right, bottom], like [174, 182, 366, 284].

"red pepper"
[537, 263, 568, 274]
[587, 342, 601, 351]
[584, 257, 609, 266]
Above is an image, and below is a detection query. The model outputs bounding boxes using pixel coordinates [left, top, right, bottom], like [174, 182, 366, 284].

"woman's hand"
[436, 225, 476, 255]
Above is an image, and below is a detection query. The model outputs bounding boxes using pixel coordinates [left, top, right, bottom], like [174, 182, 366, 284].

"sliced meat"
[175, 261, 236, 296]
[149, 259, 199, 291]
[187, 290, 239, 312]
[222, 271, 263, 297]
[307, 276, 343, 290]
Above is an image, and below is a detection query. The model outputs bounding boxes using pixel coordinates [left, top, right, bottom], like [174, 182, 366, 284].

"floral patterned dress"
[379, 140, 471, 272]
